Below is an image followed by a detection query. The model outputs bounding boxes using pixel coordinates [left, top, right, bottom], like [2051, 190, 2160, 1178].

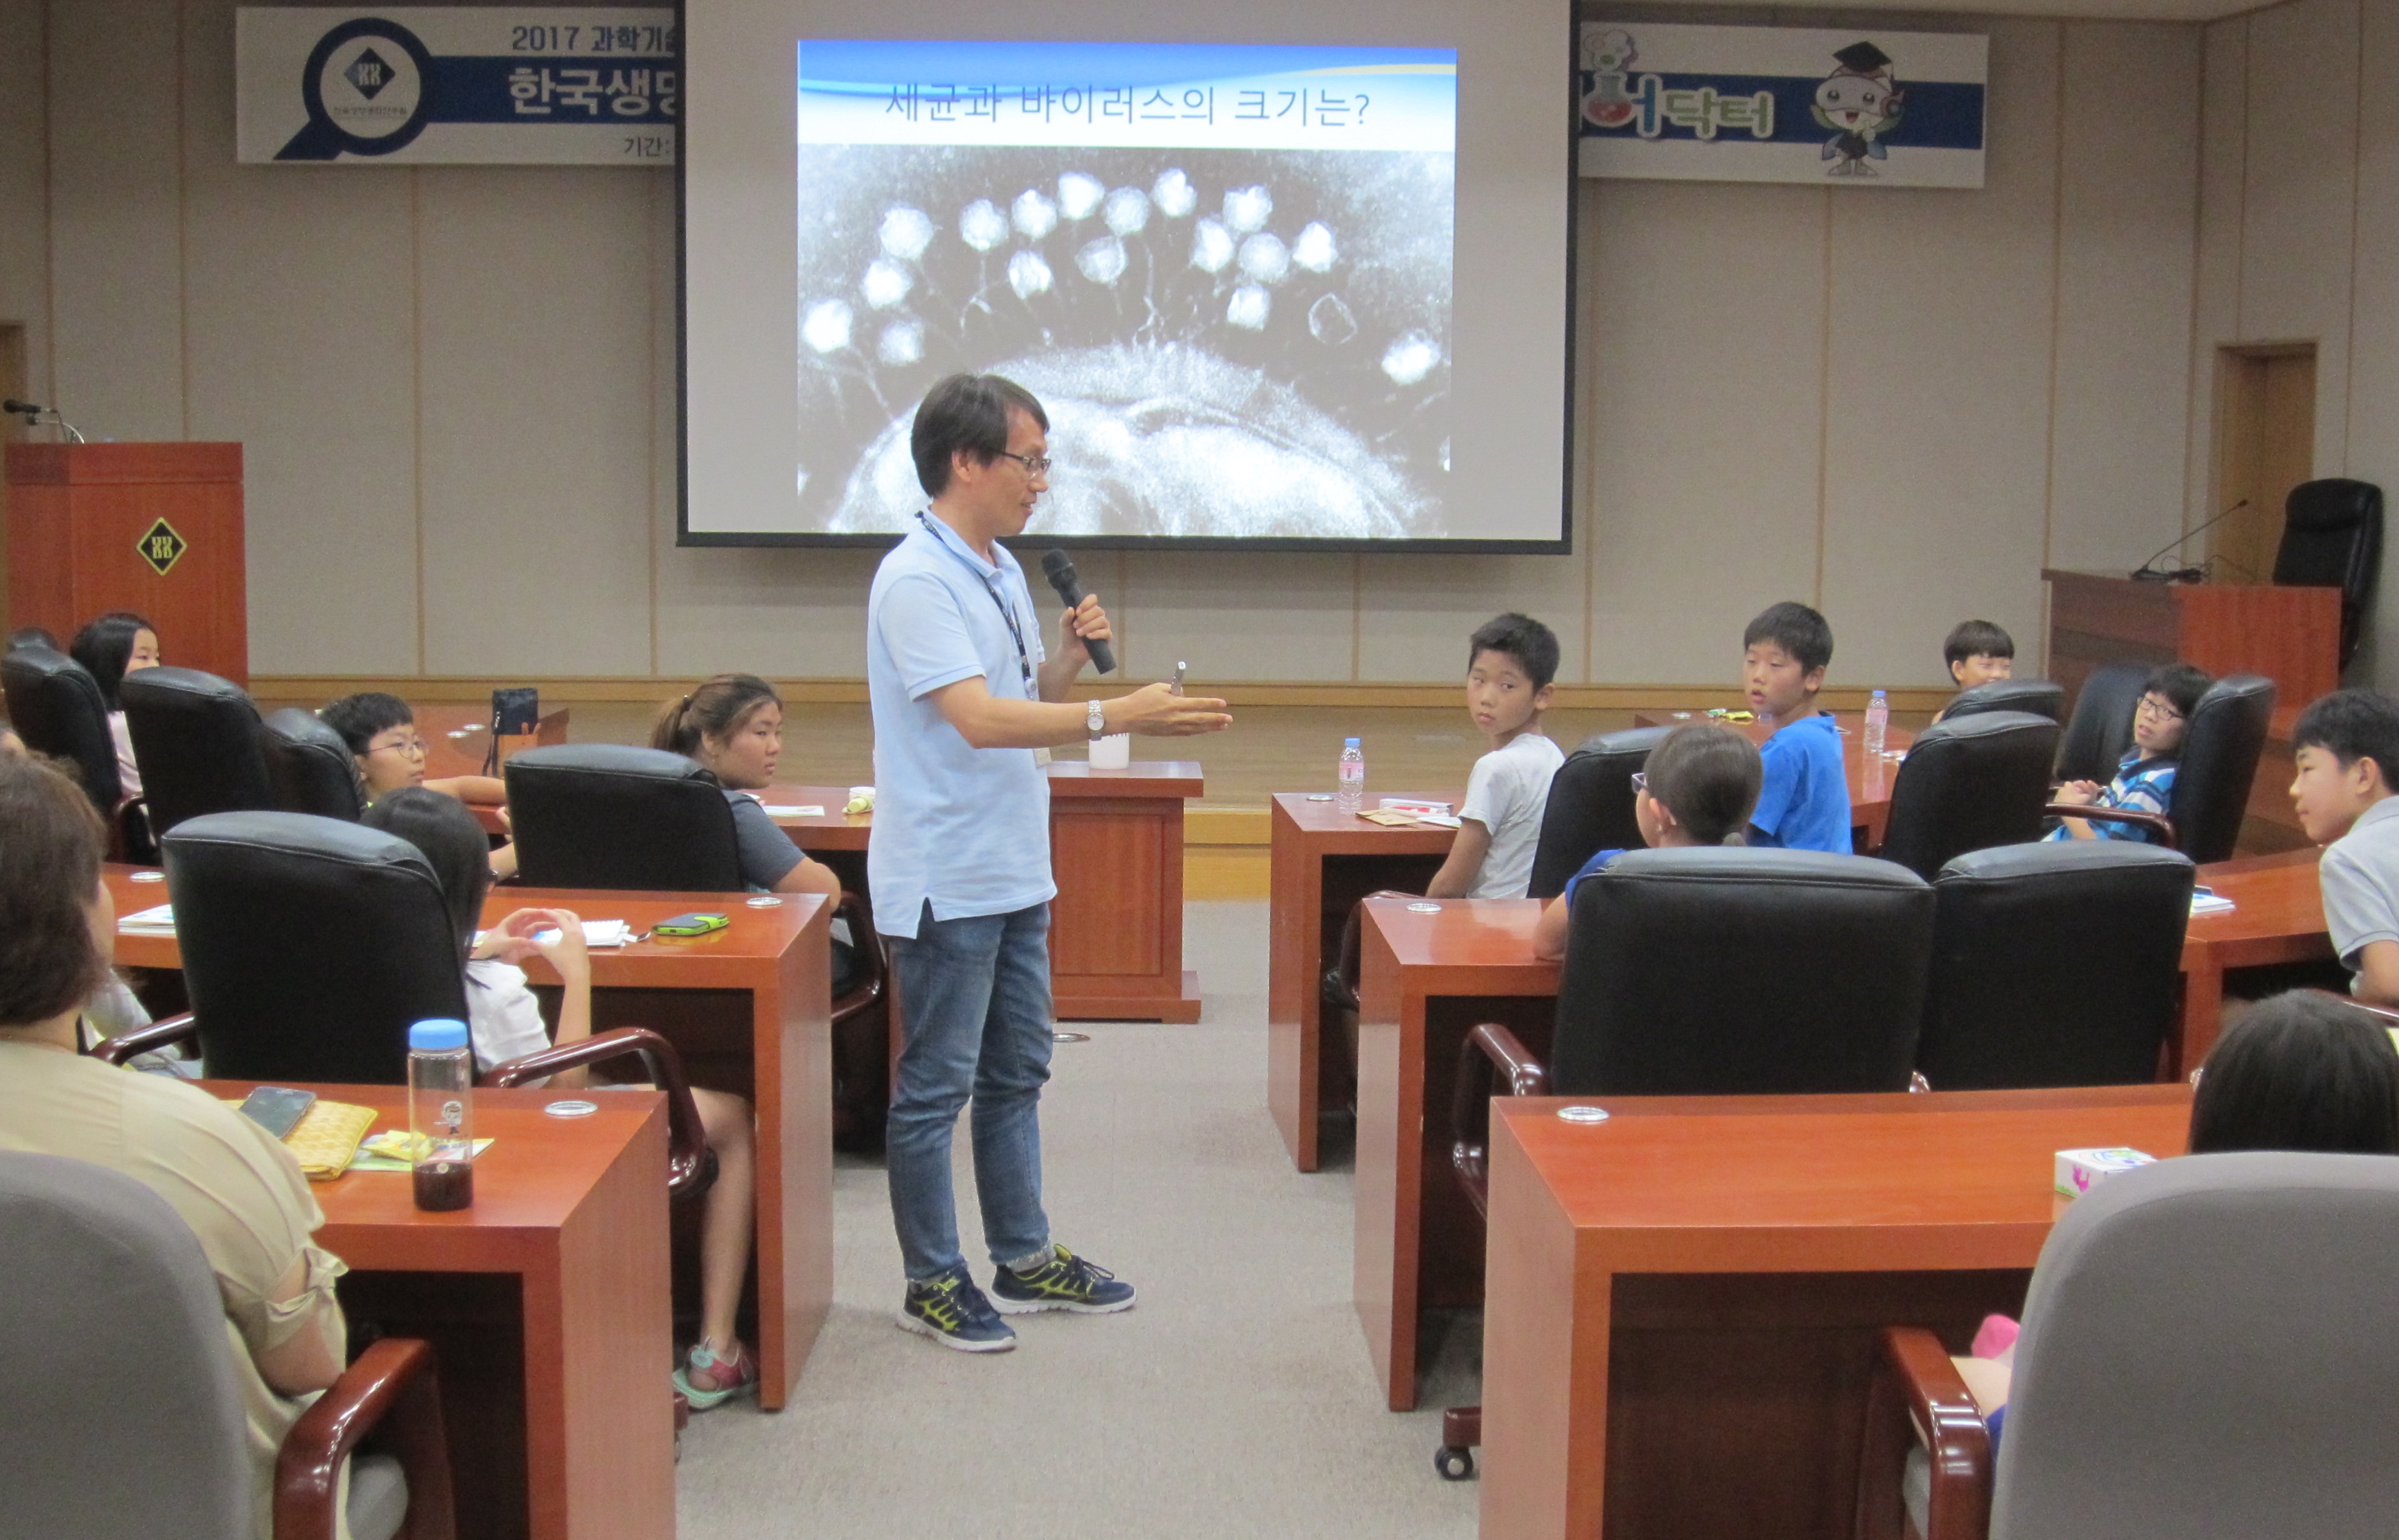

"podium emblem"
[137, 518, 188, 576]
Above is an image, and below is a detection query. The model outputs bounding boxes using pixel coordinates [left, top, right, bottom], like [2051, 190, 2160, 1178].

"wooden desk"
[1479, 1086, 2193, 1540]
[2043, 569, 2339, 716]
[414, 704, 569, 835]
[1354, 895, 1558, 1408]
[202, 1081, 674, 1540]
[761, 762, 1207, 1022]
[1267, 791, 1464, 1171]
[109, 868, 833, 1412]
[1631, 711, 1914, 849]
[2180, 845, 2332, 1072]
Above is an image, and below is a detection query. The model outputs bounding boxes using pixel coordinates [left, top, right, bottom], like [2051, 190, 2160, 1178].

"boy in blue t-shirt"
[1742, 601, 1850, 853]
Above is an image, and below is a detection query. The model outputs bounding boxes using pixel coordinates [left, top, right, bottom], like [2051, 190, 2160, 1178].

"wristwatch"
[1087, 699, 1108, 740]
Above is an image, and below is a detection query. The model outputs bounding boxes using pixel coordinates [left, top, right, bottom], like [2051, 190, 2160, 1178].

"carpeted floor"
[673, 900, 1482, 1538]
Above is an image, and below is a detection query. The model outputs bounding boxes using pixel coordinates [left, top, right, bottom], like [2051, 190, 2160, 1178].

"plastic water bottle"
[1864, 689, 1889, 758]
[1336, 737, 1365, 812]
[408, 1018, 476, 1212]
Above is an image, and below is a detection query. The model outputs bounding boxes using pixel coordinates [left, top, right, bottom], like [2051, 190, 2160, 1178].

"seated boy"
[1742, 601, 1850, 853]
[321, 691, 508, 806]
[2047, 663, 2208, 844]
[2287, 688, 2399, 1005]
[1424, 613, 1564, 899]
[1933, 619, 2015, 721]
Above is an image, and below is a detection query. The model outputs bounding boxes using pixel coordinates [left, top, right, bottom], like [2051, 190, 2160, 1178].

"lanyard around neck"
[918, 512, 1035, 698]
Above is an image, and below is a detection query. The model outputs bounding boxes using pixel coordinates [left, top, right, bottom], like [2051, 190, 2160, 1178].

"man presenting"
[869, 373, 1232, 1351]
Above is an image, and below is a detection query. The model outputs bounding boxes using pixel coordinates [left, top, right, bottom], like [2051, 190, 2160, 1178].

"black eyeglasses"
[995, 450, 1052, 475]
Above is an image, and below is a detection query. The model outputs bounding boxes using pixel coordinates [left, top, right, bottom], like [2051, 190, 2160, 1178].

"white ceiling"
[1622, 0, 2265, 23]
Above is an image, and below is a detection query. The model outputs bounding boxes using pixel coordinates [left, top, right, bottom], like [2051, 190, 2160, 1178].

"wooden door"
[2211, 344, 2317, 583]
[0, 324, 21, 633]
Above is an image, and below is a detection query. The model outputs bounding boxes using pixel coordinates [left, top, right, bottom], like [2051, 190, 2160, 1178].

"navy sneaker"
[896, 1268, 1016, 1352]
[989, 1244, 1137, 1315]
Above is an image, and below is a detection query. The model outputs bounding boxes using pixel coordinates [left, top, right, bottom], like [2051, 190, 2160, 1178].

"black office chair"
[506, 745, 745, 890]
[504, 744, 892, 1144]
[1918, 842, 2195, 1089]
[1525, 727, 1669, 900]
[107, 811, 471, 1083]
[261, 708, 365, 821]
[1940, 679, 2065, 724]
[119, 666, 276, 838]
[98, 811, 716, 1194]
[2055, 664, 2148, 786]
[1875, 711, 2062, 881]
[2048, 674, 2275, 865]
[2273, 477, 2382, 668]
[1436, 847, 1936, 1478]
[0, 1153, 454, 1540]
[0, 644, 151, 858]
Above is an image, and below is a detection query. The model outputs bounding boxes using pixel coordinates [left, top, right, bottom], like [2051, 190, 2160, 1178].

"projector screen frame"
[673, 11, 1579, 556]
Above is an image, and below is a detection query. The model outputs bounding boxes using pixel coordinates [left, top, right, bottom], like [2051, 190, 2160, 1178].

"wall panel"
[1819, 19, 2060, 690]
[21, 2, 2215, 690]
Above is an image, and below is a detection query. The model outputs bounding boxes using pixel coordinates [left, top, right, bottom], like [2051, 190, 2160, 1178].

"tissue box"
[2055, 1147, 2155, 1198]
[1378, 798, 1453, 818]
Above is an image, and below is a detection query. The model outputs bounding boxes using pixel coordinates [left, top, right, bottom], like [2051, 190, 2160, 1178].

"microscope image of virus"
[793, 145, 1454, 538]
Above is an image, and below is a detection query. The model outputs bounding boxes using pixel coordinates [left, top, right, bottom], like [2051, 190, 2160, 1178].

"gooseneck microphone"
[2130, 499, 2248, 583]
[1039, 549, 1117, 675]
[3, 398, 87, 443]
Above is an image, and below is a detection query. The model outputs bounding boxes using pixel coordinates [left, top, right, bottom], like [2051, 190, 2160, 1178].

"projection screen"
[682, 1, 1573, 551]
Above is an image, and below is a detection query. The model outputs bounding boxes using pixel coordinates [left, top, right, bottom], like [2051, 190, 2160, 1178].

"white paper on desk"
[1417, 813, 1463, 829]
[762, 805, 824, 818]
[2191, 894, 2236, 915]
[471, 919, 634, 949]
[118, 903, 176, 933]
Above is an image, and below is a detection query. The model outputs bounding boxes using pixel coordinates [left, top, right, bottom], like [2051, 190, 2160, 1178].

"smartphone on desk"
[239, 1086, 317, 1140]
[654, 912, 730, 938]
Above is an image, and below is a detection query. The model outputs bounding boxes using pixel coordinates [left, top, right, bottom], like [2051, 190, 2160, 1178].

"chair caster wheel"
[1434, 1444, 1476, 1480]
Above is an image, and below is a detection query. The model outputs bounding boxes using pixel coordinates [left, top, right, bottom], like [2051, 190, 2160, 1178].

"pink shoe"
[672, 1338, 757, 1410]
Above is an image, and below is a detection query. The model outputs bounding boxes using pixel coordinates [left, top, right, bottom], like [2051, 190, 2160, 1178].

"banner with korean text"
[1577, 22, 1985, 188]
[236, 7, 677, 163]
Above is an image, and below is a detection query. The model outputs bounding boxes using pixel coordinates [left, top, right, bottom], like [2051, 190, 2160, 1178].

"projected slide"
[793, 42, 1458, 540]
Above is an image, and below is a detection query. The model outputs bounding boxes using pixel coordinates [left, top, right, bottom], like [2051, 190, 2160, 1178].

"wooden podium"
[5, 443, 247, 684]
[2042, 569, 2339, 712]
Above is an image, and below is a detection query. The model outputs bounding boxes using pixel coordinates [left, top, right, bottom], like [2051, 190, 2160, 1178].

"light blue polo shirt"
[865, 511, 1054, 937]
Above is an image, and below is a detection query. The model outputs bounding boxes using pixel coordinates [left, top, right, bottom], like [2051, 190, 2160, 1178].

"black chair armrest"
[1449, 1024, 1550, 1219]
[274, 1336, 455, 1540]
[831, 890, 887, 1026]
[1854, 1325, 1992, 1540]
[481, 1027, 716, 1199]
[1322, 890, 1422, 1013]
[91, 1011, 197, 1066]
[2042, 802, 2177, 847]
[113, 797, 157, 865]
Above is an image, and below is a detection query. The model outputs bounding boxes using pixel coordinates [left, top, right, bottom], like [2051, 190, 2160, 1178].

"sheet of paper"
[2190, 894, 2236, 915]
[763, 805, 825, 818]
[117, 903, 176, 932]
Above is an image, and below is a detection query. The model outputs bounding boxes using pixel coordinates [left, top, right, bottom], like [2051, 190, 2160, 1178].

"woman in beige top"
[0, 753, 349, 1539]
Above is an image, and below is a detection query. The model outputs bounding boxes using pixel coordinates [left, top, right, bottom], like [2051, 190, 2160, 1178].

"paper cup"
[1089, 734, 1131, 770]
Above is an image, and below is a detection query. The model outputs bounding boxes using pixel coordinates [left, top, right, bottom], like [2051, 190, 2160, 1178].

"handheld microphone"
[1039, 549, 1116, 674]
[2130, 499, 2248, 582]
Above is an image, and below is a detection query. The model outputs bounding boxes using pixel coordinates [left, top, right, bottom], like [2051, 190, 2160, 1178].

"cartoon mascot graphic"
[1813, 41, 1904, 177]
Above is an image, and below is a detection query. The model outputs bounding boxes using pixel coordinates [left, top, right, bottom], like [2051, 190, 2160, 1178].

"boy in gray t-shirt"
[1426, 613, 1563, 901]
[2287, 690, 2399, 1004]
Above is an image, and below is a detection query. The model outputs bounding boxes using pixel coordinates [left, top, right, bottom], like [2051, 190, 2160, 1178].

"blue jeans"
[885, 901, 1054, 1280]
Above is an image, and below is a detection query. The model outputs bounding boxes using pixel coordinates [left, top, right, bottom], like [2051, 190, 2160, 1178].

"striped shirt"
[2046, 748, 2176, 844]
